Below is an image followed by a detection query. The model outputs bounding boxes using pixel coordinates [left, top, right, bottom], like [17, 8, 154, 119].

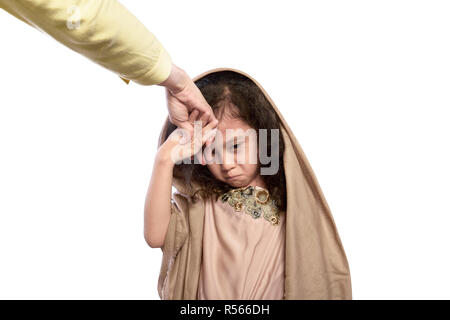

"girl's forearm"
[143, 150, 175, 248]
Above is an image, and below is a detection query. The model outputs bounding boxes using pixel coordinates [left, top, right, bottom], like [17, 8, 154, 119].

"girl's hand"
[159, 109, 218, 166]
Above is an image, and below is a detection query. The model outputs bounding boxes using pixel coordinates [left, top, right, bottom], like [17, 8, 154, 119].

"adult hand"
[158, 63, 218, 144]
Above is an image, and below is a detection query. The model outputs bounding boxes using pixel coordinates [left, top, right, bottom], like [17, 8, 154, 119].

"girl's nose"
[220, 152, 236, 170]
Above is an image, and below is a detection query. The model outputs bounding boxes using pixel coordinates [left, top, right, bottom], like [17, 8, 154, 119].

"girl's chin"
[227, 179, 247, 188]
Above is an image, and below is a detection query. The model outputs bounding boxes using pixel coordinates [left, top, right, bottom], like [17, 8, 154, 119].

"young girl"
[144, 68, 352, 300]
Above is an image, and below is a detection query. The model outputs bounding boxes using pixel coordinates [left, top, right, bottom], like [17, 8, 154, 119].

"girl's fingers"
[206, 112, 218, 128]
[191, 126, 217, 166]
[201, 118, 218, 134]
[202, 127, 217, 145]
[186, 115, 218, 165]
[202, 119, 218, 149]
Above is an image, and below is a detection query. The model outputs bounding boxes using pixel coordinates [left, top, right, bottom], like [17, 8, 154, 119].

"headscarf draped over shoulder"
[156, 68, 352, 300]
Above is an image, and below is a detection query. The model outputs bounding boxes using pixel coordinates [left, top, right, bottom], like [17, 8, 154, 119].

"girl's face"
[205, 117, 266, 189]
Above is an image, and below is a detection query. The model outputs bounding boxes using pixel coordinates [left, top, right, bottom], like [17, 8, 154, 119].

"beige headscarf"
[156, 67, 352, 300]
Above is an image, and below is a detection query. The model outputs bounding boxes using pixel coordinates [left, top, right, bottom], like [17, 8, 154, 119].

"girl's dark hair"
[162, 71, 286, 211]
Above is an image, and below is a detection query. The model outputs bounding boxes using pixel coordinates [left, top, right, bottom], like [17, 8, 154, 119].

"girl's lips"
[226, 175, 241, 180]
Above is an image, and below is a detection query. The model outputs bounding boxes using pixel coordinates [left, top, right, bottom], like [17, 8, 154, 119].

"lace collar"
[219, 185, 281, 226]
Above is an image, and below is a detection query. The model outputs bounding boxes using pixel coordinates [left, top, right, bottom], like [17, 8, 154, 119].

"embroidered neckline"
[219, 185, 281, 226]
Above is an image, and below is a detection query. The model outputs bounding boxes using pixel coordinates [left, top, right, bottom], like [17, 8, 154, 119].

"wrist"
[156, 147, 176, 168]
[157, 63, 188, 94]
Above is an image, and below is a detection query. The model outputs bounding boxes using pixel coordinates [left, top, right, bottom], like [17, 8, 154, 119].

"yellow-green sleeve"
[0, 0, 172, 85]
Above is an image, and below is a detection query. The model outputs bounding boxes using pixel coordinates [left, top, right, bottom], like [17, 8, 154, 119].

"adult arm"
[0, 0, 171, 85]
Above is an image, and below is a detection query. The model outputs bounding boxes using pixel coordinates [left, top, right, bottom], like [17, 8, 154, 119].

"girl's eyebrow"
[211, 135, 246, 148]
[224, 135, 244, 144]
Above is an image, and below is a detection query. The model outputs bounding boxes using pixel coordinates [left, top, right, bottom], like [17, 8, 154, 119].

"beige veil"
[156, 67, 352, 299]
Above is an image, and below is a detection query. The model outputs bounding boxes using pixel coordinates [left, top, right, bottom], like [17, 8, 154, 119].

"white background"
[1, 0, 449, 299]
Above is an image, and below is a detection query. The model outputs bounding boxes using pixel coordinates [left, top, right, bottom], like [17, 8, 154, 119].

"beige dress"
[197, 185, 286, 300]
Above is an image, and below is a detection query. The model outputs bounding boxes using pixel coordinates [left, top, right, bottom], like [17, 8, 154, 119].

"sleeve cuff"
[119, 77, 130, 85]
[119, 48, 172, 86]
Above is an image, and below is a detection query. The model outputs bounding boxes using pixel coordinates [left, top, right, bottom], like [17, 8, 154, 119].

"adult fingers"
[189, 85, 218, 126]
[197, 110, 212, 128]
[188, 109, 200, 123]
